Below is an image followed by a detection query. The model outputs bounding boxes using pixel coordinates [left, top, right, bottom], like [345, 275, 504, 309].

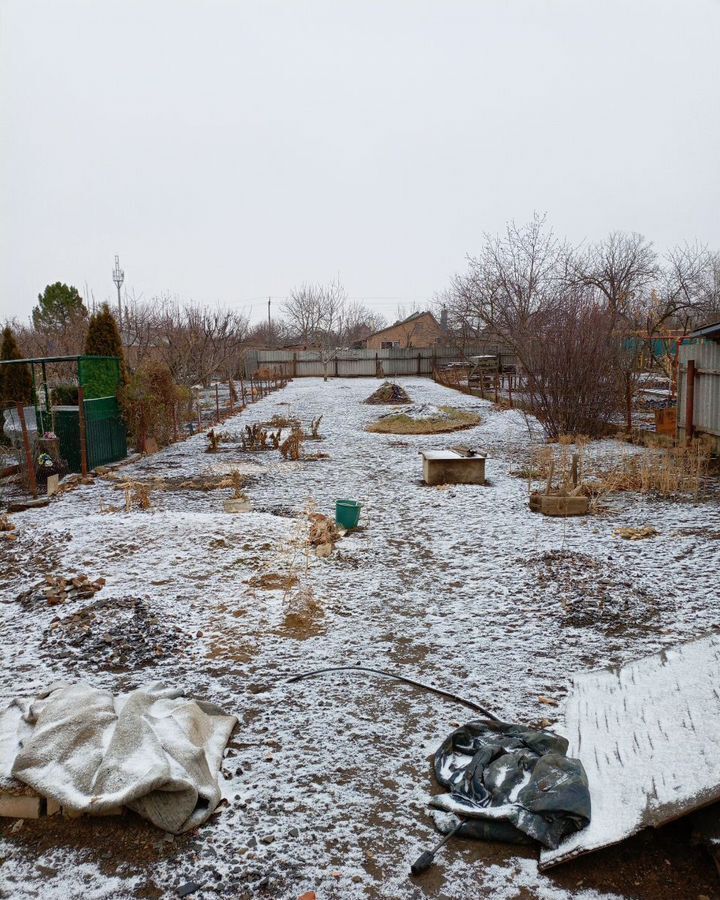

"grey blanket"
[0, 681, 237, 833]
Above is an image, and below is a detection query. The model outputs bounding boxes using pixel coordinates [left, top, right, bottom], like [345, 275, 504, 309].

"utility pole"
[112, 255, 125, 331]
[267, 297, 271, 333]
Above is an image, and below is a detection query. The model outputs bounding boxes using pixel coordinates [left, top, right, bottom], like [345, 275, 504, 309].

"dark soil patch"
[42, 597, 186, 672]
[531, 550, 660, 634]
[248, 572, 298, 591]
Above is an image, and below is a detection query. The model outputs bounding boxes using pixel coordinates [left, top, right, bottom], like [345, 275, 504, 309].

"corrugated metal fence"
[678, 338, 720, 447]
[243, 346, 512, 379]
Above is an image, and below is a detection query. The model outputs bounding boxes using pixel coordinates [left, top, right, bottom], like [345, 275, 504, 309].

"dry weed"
[124, 482, 153, 512]
[280, 426, 303, 460]
[615, 526, 659, 540]
[592, 442, 711, 501]
[280, 585, 325, 638]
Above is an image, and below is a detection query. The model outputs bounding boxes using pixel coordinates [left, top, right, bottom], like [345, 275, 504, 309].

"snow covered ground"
[2, 377, 720, 899]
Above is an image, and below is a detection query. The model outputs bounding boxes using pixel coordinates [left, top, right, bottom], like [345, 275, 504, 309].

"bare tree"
[153, 300, 249, 386]
[341, 302, 386, 346]
[569, 231, 658, 323]
[282, 279, 347, 380]
[447, 216, 624, 437]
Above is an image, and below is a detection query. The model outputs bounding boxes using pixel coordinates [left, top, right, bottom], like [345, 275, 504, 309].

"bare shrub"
[519, 296, 623, 439]
[120, 360, 189, 451]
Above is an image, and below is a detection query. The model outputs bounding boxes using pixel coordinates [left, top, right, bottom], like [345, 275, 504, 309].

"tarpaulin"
[430, 720, 590, 849]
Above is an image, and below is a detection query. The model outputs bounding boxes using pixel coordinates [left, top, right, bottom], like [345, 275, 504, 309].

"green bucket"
[335, 499, 361, 530]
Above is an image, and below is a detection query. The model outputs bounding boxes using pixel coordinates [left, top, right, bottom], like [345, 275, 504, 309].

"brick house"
[364, 311, 446, 350]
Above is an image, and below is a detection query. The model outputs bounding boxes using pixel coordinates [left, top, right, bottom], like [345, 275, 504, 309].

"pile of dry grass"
[364, 381, 412, 405]
[367, 404, 481, 435]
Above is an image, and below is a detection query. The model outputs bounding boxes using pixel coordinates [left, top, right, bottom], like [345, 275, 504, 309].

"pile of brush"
[364, 381, 411, 405]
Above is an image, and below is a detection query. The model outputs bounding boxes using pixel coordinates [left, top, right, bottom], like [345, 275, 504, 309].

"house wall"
[365, 314, 444, 350]
[677, 337, 720, 451]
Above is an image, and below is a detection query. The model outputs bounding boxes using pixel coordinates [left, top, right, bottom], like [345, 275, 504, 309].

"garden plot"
[2, 377, 720, 899]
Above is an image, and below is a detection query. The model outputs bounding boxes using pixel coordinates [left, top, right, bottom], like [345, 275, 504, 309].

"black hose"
[286, 665, 501, 722]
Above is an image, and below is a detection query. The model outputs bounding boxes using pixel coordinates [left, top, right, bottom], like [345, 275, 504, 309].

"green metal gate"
[84, 397, 127, 469]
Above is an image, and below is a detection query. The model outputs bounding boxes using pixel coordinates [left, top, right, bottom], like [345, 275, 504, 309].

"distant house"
[364, 311, 446, 350]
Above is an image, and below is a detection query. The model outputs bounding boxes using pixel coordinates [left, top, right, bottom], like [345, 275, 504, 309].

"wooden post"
[334, 355, 339, 378]
[292, 353, 298, 379]
[507, 374, 513, 408]
[196, 401, 201, 428]
[250, 378, 255, 402]
[228, 382, 234, 414]
[494, 373, 499, 404]
[77, 387, 89, 477]
[16, 402, 38, 497]
[173, 402, 179, 441]
[417, 352, 421, 375]
[215, 384, 220, 421]
[685, 359, 696, 443]
[240, 379, 246, 407]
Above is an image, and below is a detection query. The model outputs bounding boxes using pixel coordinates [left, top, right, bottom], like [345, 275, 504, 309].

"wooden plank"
[540, 633, 720, 869]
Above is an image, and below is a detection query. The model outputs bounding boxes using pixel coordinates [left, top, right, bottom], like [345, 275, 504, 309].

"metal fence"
[678, 338, 720, 449]
[243, 345, 515, 379]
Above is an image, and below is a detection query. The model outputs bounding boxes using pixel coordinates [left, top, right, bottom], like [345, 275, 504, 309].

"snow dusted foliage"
[1, 377, 719, 898]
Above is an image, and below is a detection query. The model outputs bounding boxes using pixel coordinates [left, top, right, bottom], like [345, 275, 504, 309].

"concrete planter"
[533, 493, 590, 517]
[421, 450, 486, 486]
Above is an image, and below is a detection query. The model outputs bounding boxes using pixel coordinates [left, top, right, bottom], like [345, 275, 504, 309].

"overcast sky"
[2, 0, 719, 326]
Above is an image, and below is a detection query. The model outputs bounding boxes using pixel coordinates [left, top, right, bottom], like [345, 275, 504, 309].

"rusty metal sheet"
[540, 632, 720, 869]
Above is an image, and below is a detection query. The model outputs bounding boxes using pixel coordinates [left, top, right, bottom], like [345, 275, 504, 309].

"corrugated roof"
[689, 320, 720, 340]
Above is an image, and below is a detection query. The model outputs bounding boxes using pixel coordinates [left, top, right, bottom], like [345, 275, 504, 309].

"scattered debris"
[17, 574, 105, 609]
[42, 597, 186, 672]
[364, 381, 411, 404]
[308, 513, 339, 548]
[538, 695, 559, 707]
[615, 526, 659, 540]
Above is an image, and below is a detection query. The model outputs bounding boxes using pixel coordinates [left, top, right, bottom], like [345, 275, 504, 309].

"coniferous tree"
[84, 303, 127, 384]
[0, 326, 33, 406]
[32, 283, 87, 331]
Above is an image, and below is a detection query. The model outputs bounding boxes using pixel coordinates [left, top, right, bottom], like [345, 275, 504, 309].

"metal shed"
[677, 322, 720, 451]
